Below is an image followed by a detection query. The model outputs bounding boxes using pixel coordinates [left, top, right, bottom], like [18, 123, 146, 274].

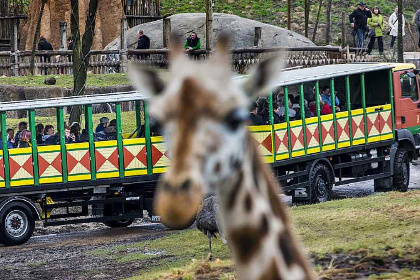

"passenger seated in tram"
[70, 122, 81, 143]
[278, 97, 297, 121]
[64, 125, 76, 143]
[96, 119, 117, 141]
[95, 117, 109, 133]
[7, 128, 14, 148]
[36, 124, 44, 145]
[309, 94, 332, 115]
[42, 125, 58, 145]
[17, 130, 31, 148]
[250, 102, 264, 126]
[321, 86, 340, 111]
[256, 98, 270, 124]
[272, 103, 282, 124]
[13, 121, 28, 148]
[79, 129, 89, 142]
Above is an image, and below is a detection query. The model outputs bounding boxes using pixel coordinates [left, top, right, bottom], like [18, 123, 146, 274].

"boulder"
[105, 13, 315, 50]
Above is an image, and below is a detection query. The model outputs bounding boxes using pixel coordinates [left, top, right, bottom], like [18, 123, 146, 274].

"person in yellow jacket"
[367, 6, 385, 54]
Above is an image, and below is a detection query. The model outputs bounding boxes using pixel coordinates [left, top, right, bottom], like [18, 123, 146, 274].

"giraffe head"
[130, 34, 286, 229]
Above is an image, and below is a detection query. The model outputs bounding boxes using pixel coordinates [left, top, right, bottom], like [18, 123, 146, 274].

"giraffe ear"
[242, 52, 287, 99]
[129, 63, 166, 97]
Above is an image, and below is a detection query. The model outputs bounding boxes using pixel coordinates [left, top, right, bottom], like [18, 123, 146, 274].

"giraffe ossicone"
[129, 33, 316, 280]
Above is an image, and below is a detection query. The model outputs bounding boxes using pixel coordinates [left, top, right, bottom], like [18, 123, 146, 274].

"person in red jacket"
[309, 94, 332, 115]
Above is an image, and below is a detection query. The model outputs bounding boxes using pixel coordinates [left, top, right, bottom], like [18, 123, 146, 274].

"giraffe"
[129, 34, 316, 280]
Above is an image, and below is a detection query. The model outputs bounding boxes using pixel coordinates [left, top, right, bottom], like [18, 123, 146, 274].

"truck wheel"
[309, 163, 333, 203]
[393, 148, 410, 192]
[104, 218, 135, 228]
[0, 202, 35, 246]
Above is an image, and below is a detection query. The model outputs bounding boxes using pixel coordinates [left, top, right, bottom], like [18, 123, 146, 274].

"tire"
[309, 163, 333, 203]
[0, 202, 35, 246]
[393, 148, 410, 192]
[103, 218, 135, 228]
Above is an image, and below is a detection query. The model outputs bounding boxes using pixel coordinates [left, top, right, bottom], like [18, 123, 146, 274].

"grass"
[86, 191, 420, 279]
[0, 73, 130, 88]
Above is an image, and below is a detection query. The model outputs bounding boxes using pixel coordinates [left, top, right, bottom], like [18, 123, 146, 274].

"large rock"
[105, 13, 315, 50]
[19, 0, 123, 51]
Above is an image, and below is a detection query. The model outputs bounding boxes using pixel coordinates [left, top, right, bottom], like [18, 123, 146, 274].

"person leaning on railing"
[185, 32, 201, 60]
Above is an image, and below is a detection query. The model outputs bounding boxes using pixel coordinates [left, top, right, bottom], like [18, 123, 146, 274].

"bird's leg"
[207, 231, 213, 261]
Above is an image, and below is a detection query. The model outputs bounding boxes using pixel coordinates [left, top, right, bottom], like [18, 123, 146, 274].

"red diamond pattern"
[9, 156, 33, 179]
[291, 128, 303, 149]
[0, 157, 4, 179]
[38, 153, 62, 176]
[151, 144, 163, 166]
[337, 120, 349, 140]
[351, 117, 364, 138]
[261, 135, 273, 153]
[367, 114, 380, 134]
[274, 131, 288, 152]
[321, 122, 334, 143]
[306, 125, 319, 146]
[67, 151, 91, 173]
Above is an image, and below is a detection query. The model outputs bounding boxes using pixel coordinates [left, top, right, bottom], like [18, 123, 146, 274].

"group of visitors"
[135, 30, 201, 58]
[0, 117, 119, 149]
[249, 86, 341, 126]
[349, 1, 416, 54]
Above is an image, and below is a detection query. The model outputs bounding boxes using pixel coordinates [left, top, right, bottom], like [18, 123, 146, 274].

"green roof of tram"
[0, 63, 400, 112]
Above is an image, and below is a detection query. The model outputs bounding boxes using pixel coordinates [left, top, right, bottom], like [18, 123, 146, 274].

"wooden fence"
[0, 46, 399, 77]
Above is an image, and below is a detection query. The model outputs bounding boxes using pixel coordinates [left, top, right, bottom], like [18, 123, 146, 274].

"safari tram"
[0, 62, 419, 246]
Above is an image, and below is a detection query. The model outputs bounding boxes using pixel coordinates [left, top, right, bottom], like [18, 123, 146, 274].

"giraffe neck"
[217, 133, 315, 280]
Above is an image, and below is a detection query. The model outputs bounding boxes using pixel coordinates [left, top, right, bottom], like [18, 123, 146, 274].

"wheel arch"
[0, 197, 41, 221]
[396, 129, 417, 160]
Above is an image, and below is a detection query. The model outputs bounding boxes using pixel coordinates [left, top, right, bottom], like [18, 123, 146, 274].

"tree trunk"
[287, 0, 291, 30]
[304, 0, 310, 38]
[69, 0, 99, 125]
[29, 0, 47, 76]
[397, 0, 403, 62]
[312, 0, 323, 43]
[325, 0, 332, 44]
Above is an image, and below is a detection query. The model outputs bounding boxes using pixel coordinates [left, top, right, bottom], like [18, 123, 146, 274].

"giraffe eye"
[224, 108, 248, 130]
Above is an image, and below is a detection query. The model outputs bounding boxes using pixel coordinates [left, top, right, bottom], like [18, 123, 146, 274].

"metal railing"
[0, 46, 393, 77]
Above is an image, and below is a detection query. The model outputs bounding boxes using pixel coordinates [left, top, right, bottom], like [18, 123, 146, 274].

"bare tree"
[397, 0, 403, 62]
[29, 0, 47, 76]
[69, 0, 99, 125]
[325, 0, 332, 44]
[287, 0, 291, 30]
[312, 0, 323, 42]
[304, 0, 310, 38]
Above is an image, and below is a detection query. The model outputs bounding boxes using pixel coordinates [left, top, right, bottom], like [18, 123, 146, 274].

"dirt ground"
[1, 164, 419, 280]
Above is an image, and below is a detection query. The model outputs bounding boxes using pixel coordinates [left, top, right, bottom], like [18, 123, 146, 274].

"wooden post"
[205, 0, 213, 51]
[254, 27, 262, 47]
[120, 17, 128, 73]
[120, 17, 128, 50]
[163, 17, 171, 48]
[11, 19, 19, 76]
[59, 22, 67, 49]
[341, 12, 345, 48]
[287, 0, 291, 30]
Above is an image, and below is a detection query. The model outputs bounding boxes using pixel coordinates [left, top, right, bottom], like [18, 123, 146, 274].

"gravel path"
[0, 164, 419, 280]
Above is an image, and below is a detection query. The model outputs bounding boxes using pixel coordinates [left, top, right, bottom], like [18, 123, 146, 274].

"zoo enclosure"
[0, 46, 384, 76]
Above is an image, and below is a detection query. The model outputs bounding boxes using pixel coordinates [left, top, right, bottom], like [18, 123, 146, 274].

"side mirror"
[406, 71, 416, 79]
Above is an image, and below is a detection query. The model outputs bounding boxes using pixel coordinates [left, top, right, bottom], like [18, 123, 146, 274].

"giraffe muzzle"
[154, 179, 203, 229]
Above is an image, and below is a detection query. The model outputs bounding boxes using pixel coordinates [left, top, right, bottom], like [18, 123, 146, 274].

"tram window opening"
[400, 73, 418, 102]
[364, 70, 391, 106]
